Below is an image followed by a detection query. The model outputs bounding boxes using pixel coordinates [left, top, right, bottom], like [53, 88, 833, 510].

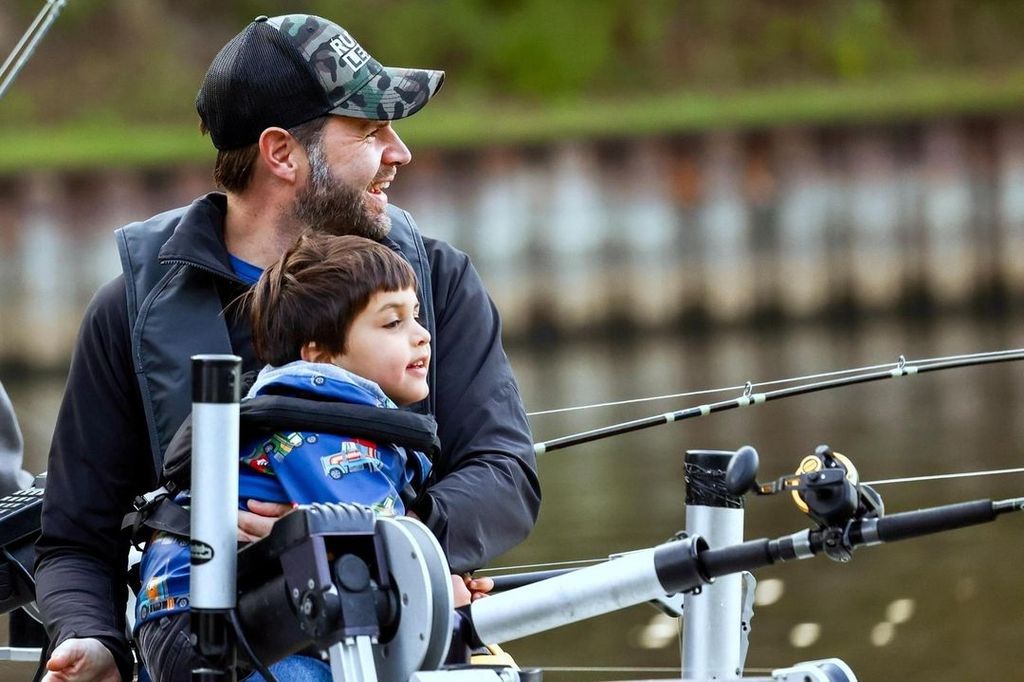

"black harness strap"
[123, 394, 440, 542]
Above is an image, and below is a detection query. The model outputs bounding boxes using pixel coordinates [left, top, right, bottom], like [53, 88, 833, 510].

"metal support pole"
[681, 450, 745, 681]
[190, 354, 241, 681]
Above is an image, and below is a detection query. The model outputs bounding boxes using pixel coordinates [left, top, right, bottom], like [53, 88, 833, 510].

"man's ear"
[258, 127, 303, 184]
[300, 341, 332, 364]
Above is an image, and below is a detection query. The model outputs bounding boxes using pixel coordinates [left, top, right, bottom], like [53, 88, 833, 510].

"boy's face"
[332, 287, 430, 405]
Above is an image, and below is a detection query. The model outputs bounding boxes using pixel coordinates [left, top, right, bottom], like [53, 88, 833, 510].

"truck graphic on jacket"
[320, 439, 382, 479]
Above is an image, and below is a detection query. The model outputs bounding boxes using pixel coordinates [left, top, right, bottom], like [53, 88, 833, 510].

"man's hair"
[248, 233, 418, 366]
[203, 116, 329, 193]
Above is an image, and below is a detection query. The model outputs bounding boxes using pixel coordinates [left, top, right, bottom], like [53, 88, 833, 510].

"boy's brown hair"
[248, 233, 417, 366]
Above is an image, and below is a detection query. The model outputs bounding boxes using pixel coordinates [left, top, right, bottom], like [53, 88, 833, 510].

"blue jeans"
[243, 655, 332, 681]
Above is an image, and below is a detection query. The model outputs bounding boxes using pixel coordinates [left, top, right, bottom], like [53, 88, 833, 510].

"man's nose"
[382, 125, 412, 166]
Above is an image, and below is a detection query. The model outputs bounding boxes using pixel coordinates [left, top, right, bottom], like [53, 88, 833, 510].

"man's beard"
[292, 142, 391, 240]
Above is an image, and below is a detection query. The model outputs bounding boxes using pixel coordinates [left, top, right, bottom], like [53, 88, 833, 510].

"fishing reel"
[726, 445, 884, 558]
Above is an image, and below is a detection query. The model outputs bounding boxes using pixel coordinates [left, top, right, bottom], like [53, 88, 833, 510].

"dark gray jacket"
[0, 382, 32, 496]
[35, 193, 540, 681]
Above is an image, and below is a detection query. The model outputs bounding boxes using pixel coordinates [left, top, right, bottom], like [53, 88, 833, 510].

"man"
[0, 381, 33, 496]
[36, 14, 540, 682]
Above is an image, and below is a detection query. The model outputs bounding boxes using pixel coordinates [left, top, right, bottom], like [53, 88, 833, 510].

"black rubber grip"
[873, 499, 996, 543]
[699, 539, 774, 580]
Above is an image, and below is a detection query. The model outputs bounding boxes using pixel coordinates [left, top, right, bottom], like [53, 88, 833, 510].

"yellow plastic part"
[471, 643, 519, 669]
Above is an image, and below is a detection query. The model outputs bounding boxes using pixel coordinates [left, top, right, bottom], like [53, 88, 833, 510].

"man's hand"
[466, 575, 494, 601]
[451, 573, 494, 607]
[43, 638, 119, 682]
[451, 574, 473, 607]
[238, 499, 293, 542]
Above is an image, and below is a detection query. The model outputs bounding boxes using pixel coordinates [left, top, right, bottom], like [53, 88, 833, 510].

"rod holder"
[682, 449, 746, 681]
[190, 354, 241, 681]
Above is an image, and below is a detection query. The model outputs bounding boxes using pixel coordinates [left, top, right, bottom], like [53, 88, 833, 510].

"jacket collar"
[156, 192, 403, 283]
[157, 192, 239, 281]
[248, 361, 396, 409]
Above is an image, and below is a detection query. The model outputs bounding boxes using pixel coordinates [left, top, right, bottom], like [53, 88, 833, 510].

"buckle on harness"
[133, 485, 171, 513]
[125, 485, 179, 551]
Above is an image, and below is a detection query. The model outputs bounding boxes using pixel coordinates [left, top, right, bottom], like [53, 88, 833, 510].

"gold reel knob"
[791, 451, 859, 513]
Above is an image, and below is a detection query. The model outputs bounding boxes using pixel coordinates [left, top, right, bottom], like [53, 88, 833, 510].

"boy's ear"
[300, 341, 332, 364]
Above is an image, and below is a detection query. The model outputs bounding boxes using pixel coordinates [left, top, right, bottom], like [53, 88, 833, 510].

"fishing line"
[475, 557, 605, 574]
[528, 361, 894, 417]
[865, 466, 1024, 486]
[480, 465, 1024, 575]
[533, 348, 1024, 455]
[524, 666, 776, 675]
[527, 348, 1023, 418]
[526, 666, 682, 674]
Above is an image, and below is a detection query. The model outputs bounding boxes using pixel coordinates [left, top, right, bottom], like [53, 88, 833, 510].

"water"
[3, 314, 1023, 680]
[502, 314, 1024, 680]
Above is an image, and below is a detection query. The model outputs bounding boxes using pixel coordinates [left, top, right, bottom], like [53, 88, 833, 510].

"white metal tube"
[682, 451, 746, 681]
[682, 506, 745, 679]
[471, 546, 665, 644]
[190, 355, 240, 610]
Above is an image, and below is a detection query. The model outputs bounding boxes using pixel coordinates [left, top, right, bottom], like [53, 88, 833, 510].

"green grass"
[5, 69, 1024, 172]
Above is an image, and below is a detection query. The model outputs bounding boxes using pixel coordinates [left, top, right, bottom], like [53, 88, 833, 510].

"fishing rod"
[0, 0, 68, 101]
[533, 348, 1024, 455]
[489, 442, 1024, 590]
[466, 441, 1024, 682]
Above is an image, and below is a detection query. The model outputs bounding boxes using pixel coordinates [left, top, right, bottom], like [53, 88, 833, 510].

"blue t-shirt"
[135, 362, 431, 629]
[228, 253, 262, 285]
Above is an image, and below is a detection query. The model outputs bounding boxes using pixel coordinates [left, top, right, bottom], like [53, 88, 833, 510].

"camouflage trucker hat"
[197, 14, 445, 150]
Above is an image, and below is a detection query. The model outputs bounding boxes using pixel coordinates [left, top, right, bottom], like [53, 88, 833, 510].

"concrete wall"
[1, 115, 1022, 367]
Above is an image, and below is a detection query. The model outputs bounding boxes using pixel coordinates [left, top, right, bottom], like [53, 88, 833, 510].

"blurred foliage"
[3, 0, 1024, 132]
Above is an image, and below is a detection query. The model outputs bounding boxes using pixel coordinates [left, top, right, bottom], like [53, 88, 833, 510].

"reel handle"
[724, 445, 760, 496]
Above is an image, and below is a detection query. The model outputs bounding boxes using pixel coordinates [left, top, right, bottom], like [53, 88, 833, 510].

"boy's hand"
[238, 499, 293, 542]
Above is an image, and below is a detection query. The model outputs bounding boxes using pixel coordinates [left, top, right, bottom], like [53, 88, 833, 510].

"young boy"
[235, 231, 434, 520]
[135, 234, 487, 680]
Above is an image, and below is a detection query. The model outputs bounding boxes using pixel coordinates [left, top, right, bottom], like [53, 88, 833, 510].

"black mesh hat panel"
[197, 22, 328, 150]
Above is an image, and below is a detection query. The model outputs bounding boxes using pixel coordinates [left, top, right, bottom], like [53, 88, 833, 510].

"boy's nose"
[415, 322, 431, 345]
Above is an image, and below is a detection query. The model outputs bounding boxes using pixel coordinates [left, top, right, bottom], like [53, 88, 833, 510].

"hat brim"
[328, 66, 445, 121]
